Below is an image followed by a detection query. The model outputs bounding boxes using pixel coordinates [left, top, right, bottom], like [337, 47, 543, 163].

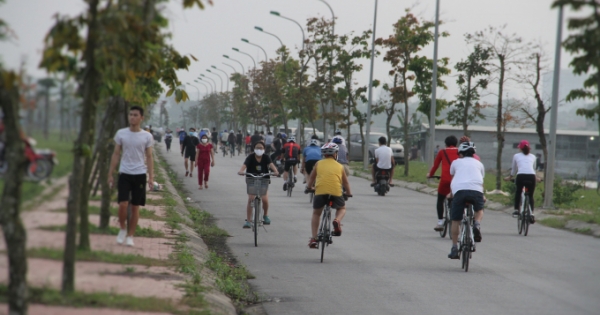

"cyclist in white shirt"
[371, 136, 395, 186]
[448, 142, 485, 260]
[503, 140, 540, 221]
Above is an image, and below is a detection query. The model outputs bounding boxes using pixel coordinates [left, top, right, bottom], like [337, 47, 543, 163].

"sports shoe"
[512, 210, 519, 217]
[332, 219, 342, 236]
[370, 182, 376, 187]
[283, 183, 288, 191]
[116, 229, 127, 244]
[434, 224, 444, 232]
[185, 171, 189, 177]
[263, 215, 271, 225]
[473, 226, 482, 242]
[243, 220, 251, 229]
[125, 236, 134, 247]
[529, 214, 535, 224]
[308, 237, 318, 249]
[448, 246, 459, 259]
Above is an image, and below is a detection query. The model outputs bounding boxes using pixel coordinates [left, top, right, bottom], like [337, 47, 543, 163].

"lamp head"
[211, 65, 217, 69]
[270, 11, 280, 16]
[223, 54, 230, 58]
[201, 74, 206, 77]
[206, 69, 211, 72]
[241, 38, 249, 43]
[254, 26, 264, 32]
[232, 48, 239, 52]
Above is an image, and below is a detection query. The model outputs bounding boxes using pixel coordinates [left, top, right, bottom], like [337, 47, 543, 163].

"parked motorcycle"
[0, 137, 58, 181]
[374, 170, 391, 196]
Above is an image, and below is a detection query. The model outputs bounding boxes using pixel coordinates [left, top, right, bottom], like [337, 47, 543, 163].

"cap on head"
[518, 140, 530, 149]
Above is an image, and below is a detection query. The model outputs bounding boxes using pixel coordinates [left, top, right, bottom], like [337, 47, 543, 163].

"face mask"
[189, 132, 194, 136]
[201, 138, 208, 143]
[255, 149, 265, 156]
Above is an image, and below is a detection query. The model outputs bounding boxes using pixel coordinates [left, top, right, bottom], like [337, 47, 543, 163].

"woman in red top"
[427, 135, 459, 231]
[245, 133, 251, 155]
[196, 133, 215, 190]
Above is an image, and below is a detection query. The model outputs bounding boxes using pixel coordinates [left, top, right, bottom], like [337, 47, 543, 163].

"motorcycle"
[374, 170, 391, 196]
[0, 137, 58, 182]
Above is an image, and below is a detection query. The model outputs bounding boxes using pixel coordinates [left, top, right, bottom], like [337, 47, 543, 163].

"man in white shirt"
[447, 141, 485, 259]
[108, 106, 154, 247]
[371, 136, 395, 186]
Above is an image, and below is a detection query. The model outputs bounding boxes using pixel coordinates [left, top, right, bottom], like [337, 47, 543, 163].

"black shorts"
[450, 190, 485, 221]
[373, 165, 392, 173]
[313, 194, 345, 209]
[284, 160, 299, 171]
[184, 150, 196, 161]
[118, 173, 147, 206]
[305, 160, 318, 175]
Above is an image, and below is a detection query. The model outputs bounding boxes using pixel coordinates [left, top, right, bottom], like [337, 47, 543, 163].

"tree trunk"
[462, 72, 473, 136]
[62, 0, 100, 293]
[495, 58, 505, 190]
[0, 71, 29, 315]
[402, 73, 410, 176]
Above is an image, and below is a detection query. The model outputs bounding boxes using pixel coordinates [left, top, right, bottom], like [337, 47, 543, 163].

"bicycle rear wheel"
[523, 200, 531, 236]
[518, 206, 524, 235]
[320, 209, 331, 263]
[440, 201, 449, 238]
[254, 198, 260, 247]
[463, 242, 470, 272]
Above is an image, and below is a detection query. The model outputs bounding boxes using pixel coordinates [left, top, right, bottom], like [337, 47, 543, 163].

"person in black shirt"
[237, 141, 279, 228]
[227, 131, 236, 156]
[181, 128, 200, 177]
[211, 127, 218, 153]
[236, 130, 243, 154]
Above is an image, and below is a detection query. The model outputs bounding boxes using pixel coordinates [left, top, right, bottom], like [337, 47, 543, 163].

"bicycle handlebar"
[239, 172, 274, 177]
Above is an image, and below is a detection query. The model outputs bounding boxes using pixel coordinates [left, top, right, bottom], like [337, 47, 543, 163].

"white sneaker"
[125, 236, 134, 247]
[438, 219, 445, 226]
[116, 229, 127, 244]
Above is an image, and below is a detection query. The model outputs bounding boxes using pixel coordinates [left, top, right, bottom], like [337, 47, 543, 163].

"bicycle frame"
[318, 201, 333, 263]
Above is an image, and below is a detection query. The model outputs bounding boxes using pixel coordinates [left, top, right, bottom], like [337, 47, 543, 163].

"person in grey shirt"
[332, 136, 349, 176]
[108, 106, 154, 247]
[265, 131, 274, 155]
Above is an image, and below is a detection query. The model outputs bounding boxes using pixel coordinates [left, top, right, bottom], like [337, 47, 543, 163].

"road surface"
[159, 146, 599, 315]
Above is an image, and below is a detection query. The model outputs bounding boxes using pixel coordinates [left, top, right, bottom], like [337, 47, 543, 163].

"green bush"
[553, 175, 582, 206]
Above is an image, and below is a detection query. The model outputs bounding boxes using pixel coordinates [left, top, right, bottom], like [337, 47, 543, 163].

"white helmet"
[321, 142, 339, 155]
[458, 141, 476, 153]
[288, 136, 296, 142]
[310, 139, 319, 146]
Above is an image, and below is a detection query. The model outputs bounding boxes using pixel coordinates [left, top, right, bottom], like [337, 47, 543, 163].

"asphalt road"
[158, 146, 600, 315]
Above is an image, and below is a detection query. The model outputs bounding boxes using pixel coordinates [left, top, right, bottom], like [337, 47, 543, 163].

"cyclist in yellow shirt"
[306, 143, 353, 248]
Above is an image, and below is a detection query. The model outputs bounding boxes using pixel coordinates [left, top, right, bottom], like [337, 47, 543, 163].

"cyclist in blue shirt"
[178, 128, 186, 151]
[301, 139, 322, 184]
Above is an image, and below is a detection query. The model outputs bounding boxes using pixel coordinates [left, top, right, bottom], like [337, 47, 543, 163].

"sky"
[0, 0, 591, 104]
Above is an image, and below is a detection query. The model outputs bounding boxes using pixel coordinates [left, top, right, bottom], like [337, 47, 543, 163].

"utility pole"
[364, 0, 378, 170]
[428, 0, 440, 166]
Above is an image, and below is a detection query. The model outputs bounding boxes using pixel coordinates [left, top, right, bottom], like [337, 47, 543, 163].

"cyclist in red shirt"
[244, 133, 251, 155]
[427, 135, 459, 232]
[281, 136, 301, 191]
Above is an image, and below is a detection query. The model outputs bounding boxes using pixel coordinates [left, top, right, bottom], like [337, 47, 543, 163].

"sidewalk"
[0, 155, 236, 314]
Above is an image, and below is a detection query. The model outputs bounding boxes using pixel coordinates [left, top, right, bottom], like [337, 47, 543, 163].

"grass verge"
[52, 205, 166, 221]
[24, 247, 172, 267]
[38, 224, 165, 238]
[0, 284, 211, 314]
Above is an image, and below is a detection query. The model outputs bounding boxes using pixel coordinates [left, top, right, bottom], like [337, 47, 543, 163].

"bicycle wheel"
[440, 201, 449, 238]
[523, 200, 530, 236]
[254, 198, 260, 247]
[463, 240, 470, 272]
[518, 203, 524, 235]
[320, 208, 330, 263]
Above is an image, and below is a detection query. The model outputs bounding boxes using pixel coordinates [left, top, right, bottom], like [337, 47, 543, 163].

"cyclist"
[236, 130, 243, 154]
[503, 140, 539, 222]
[427, 135, 459, 232]
[245, 133, 251, 155]
[332, 136, 349, 176]
[238, 141, 279, 228]
[220, 129, 229, 153]
[265, 131, 274, 155]
[301, 139, 321, 184]
[211, 127, 218, 153]
[371, 136, 395, 187]
[178, 127, 186, 151]
[271, 133, 285, 161]
[250, 130, 262, 151]
[459, 136, 481, 161]
[227, 130, 236, 156]
[334, 129, 346, 146]
[281, 136, 301, 190]
[306, 143, 352, 248]
[448, 141, 485, 259]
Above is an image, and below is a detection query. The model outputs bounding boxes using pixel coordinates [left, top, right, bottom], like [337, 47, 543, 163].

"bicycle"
[305, 189, 352, 263]
[458, 200, 475, 272]
[430, 175, 451, 238]
[241, 172, 272, 247]
[229, 143, 235, 158]
[516, 180, 535, 236]
[221, 143, 228, 157]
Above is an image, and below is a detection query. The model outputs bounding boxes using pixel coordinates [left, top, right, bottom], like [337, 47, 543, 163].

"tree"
[518, 45, 551, 177]
[468, 25, 530, 190]
[376, 10, 436, 176]
[410, 55, 451, 124]
[553, 0, 600, 144]
[447, 44, 492, 135]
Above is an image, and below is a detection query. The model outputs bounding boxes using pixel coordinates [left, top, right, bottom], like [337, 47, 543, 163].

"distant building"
[430, 124, 599, 179]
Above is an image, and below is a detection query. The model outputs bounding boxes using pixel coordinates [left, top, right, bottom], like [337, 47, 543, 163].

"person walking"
[164, 129, 173, 152]
[178, 127, 186, 152]
[108, 106, 154, 247]
[236, 130, 243, 155]
[211, 127, 219, 153]
[181, 127, 199, 177]
[228, 130, 236, 156]
[196, 133, 215, 189]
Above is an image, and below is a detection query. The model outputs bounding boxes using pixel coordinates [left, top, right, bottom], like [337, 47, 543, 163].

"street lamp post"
[206, 69, 223, 92]
[186, 83, 200, 100]
[222, 62, 238, 74]
[211, 66, 230, 91]
[270, 11, 305, 51]
[232, 47, 256, 70]
[194, 80, 209, 95]
[254, 26, 285, 48]
[241, 38, 268, 63]
[223, 55, 245, 75]
[364, 0, 378, 170]
[197, 77, 214, 94]
[200, 74, 217, 94]
[428, 0, 441, 166]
